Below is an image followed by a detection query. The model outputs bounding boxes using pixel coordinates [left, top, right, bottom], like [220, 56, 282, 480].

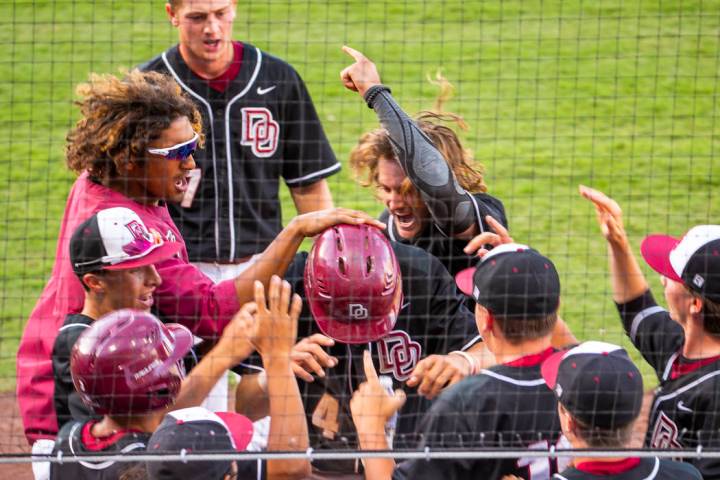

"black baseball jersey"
[393, 348, 562, 480]
[380, 192, 508, 277]
[52, 313, 97, 429]
[554, 457, 702, 479]
[50, 420, 150, 480]
[243, 242, 479, 474]
[141, 43, 340, 262]
[618, 290, 720, 478]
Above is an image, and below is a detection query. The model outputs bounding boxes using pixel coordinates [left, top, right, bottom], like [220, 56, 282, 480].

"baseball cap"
[455, 243, 560, 318]
[70, 207, 182, 276]
[146, 407, 254, 480]
[542, 341, 643, 430]
[641, 225, 720, 303]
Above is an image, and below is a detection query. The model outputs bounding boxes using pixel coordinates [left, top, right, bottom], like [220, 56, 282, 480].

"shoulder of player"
[392, 241, 446, 277]
[53, 315, 92, 352]
[246, 42, 302, 79]
[657, 459, 703, 478]
[137, 46, 177, 73]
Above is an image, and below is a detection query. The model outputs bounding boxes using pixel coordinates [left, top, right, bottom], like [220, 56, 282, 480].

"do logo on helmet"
[348, 304, 369, 320]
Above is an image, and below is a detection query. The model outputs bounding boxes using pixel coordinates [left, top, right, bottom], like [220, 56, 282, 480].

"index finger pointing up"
[363, 350, 379, 382]
[342, 45, 365, 61]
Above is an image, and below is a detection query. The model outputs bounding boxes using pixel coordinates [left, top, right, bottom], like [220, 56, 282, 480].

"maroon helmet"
[304, 224, 402, 344]
[70, 309, 193, 415]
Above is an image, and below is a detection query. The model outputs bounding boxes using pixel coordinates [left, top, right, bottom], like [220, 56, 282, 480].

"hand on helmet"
[290, 207, 385, 238]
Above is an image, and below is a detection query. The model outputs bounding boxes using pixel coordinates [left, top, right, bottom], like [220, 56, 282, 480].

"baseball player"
[351, 243, 566, 480]
[582, 185, 720, 478]
[542, 341, 701, 480]
[18, 69, 380, 446]
[141, 0, 340, 272]
[52, 207, 181, 430]
[235, 224, 483, 475]
[342, 46, 507, 277]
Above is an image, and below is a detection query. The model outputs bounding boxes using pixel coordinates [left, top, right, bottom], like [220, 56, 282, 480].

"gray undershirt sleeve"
[367, 88, 476, 236]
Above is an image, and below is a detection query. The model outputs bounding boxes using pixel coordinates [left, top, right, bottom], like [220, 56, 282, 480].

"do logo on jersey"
[241, 107, 279, 157]
[377, 330, 421, 381]
[650, 412, 682, 450]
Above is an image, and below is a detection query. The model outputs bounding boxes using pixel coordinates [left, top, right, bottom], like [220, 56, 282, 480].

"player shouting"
[342, 46, 508, 277]
[582, 185, 720, 478]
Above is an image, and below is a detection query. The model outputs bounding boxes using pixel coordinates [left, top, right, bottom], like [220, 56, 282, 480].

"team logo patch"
[650, 411, 683, 449]
[377, 330, 421, 381]
[241, 107, 279, 158]
[123, 220, 153, 256]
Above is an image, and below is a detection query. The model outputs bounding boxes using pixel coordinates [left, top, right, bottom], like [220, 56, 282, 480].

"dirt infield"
[0, 392, 33, 480]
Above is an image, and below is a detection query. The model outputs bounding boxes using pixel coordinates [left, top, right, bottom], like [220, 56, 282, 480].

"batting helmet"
[70, 309, 193, 415]
[304, 224, 402, 344]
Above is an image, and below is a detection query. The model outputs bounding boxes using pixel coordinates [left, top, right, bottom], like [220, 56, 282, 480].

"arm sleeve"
[281, 68, 340, 187]
[615, 290, 684, 377]
[154, 258, 240, 339]
[367, 88, 476, 236]
[427, 255, 481, 353]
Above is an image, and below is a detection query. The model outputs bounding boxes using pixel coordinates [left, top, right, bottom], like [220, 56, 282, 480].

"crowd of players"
[13, 1, 720, 479]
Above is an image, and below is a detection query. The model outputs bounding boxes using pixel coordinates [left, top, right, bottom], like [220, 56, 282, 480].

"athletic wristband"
[364, 84, 392, 109]
[449, 350, 478, 376]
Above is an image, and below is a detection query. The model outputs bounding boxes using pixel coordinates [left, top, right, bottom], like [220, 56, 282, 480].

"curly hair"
[65, 70, 203, 183]
[349, 74, 487, 196]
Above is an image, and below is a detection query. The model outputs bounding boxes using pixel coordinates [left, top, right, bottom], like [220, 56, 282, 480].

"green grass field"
[1, 0, 719, 393]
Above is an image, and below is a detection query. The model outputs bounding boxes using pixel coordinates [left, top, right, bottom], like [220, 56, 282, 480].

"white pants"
[194, 258, 259, 412]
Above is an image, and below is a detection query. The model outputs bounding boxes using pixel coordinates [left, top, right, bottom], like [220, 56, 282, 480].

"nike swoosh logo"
[256, 85, 276, 95]
[677, 401, 693, 412]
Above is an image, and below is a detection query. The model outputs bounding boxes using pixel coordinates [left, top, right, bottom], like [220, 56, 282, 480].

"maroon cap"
[304, 224, 402, 344]
[70, 309, 193, 415]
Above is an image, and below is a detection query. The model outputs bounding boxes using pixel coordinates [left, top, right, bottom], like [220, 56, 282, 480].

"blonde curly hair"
[66, 70, 203, 184]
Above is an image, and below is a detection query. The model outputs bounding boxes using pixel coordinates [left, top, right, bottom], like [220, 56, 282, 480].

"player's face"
[131, 116, 198, 204]
[376, 157, 430, 240]
[661, 275, 694, 324]
[169, 0, 236, 68]
[99, 265, 162, 312]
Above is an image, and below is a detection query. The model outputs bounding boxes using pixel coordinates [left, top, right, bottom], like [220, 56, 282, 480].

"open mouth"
[174, 176, 189, 193]
[203, 39, 221, 50]
[138, 293, 154, 309]
[395, 213, 416, 228]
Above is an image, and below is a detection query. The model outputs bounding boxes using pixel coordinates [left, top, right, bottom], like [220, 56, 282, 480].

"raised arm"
[579, 185, 649, 303]
[341, 46, 478, 238]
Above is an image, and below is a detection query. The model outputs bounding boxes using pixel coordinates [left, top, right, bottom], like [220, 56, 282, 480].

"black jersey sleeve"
[425, 253, 481, 353]
[615, 290, 684, 377]
[471, 193, 508, 231]
[281, 68, 339, 187]
[52, 324, 93, 428]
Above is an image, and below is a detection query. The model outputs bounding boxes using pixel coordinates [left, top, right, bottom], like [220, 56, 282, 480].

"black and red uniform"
[618, 290, 720, 478]
[554, 457, 701, 479]
[141, 42, 340, 262]
[50, 420, 149, 480]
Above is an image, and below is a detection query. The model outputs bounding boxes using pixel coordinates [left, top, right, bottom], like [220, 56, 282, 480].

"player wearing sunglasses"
[18, 70, 382, 448]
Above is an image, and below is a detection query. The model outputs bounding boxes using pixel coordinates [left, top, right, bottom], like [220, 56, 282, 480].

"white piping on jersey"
[68, 422, 146, 470]
[468, 193, 485, 234]
[479, 369, 546, 387]
[651, 368, 720, 421]
[58, 323, 90, 332]
[285, 162, 341, 186]
[388, 215, 397, 241]
[162, 51, 221, 258]
[630, 305, 666, 343]
[661, 351, 680, 382]
[238, 362, 265, 373]
[460, 334, 483, 351]
[553, 457, 659, 479]
[225, 47, 263, 261]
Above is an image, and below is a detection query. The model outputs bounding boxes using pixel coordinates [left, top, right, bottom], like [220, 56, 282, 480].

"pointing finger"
[363, 350, 379, 383]
[342, 45, 365, 61]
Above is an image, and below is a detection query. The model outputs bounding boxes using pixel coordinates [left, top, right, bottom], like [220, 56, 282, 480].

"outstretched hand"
[252, 276, 302, 359]
[350, 351, 407, 433]
[578, 184, 628, 249]
[464, 215, 514, 257]
[340, 45, 382, 97]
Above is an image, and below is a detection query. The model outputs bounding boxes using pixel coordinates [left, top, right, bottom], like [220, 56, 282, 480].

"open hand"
[464, 215, 514, 257]
[252, 276, 302, 359]
[290, 207, 385, 238]
[290, 334, 339, 382]
[578, 184, 628, 249]
[406, 354, 469, 400]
